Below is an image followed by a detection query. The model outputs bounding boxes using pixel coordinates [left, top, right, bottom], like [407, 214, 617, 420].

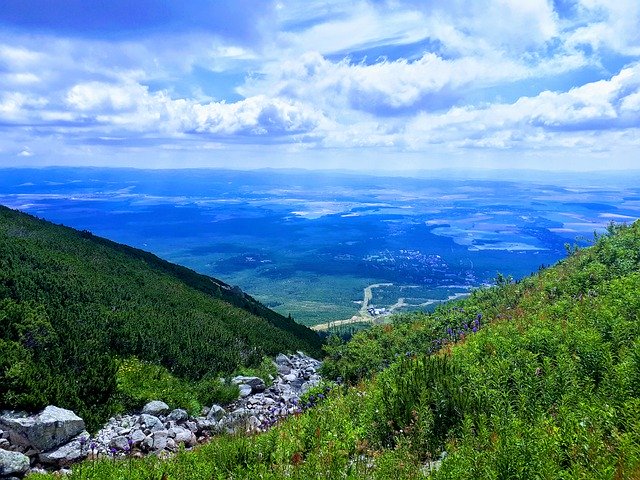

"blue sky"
[0, 0, 639, 171]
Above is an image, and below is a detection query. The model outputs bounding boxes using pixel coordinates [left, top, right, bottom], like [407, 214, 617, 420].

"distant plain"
[2, 167, 639, 326]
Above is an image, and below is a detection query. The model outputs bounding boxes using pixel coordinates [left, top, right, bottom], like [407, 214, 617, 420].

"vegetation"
[20, 220, 640, 478]
[0, 206, 321, 430]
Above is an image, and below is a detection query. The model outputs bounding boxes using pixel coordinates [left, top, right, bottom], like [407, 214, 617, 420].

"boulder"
[0, 449, 29, 477]
[129, 429, 146, 447]
[167, 409, 188, 422]
[141, 401, 170, 416]
[282, 373, 298, 383]
[231, 376, 266, 393]
[166, 438, 177, 452]
[195, 418, 216, 432]
[109, 436, 130, 451]
[238, 385, 252, 398]
[39, 432, 89, 466]
[138, 414, 164, 432]
[150, 431, 168, 451]
[275, 354, 292, 366]
[168, 427, 196, 446]
[206, 405, 226, 421]
[0, 406, 85, 452]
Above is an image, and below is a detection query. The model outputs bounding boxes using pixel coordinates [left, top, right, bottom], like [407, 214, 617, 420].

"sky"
[0, 0, 639, 172]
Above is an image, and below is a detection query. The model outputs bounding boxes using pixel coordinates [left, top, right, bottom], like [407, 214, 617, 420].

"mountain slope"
[0, 205, 321, 428]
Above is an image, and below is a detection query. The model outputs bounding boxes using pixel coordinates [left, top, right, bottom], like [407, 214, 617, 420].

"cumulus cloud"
[241, 49, 589, 116]
[0, 0, 639, 169]
[404, 63, 640, 150]
[567, 0, 640, 55]
[63, 81, 326, 138]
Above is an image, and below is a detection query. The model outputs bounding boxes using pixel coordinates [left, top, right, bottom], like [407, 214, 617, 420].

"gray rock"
[238, 384, 252, 397]
[151, 431, 168, 451]
[130, 429, 146, 447]
[39, 432, 89, 466]
[0, 406, 85, 452]
[141, 435, 153, 451]
[0, 449, 29, 476]
[0, 438, 9, 449]
[195, 418, 216, 432]
[109, 436, 130, 451]
[232, 376, 266, 393]
[185, 421, 197, 433]
[166, 438, 177, 451]
[141, 401, 170, 416]
[275, 354, 292, 366]
[167, 409, 188, 422]
[206, 405, 226, 421]
[138, 414, 164, 432]
[283, 373, 298, 383]
[169, 427, 195, 446]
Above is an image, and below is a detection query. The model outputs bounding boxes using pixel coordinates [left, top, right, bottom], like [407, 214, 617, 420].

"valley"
[2, 168, 640, 327]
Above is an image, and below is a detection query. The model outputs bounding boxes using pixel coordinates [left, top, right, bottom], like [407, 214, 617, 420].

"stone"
[275, 354, 292, 366]
[185, 421, 197, 433]
[167, 409, 188, 422]
[206, 405, 226, 421]
[141, 435, 153, 451]
[195, 417, 214, 431]
[283, 373, 298, 383]
[151, 431, 168, 451]
[238, 384, 252, 397]
[109, 436, 130, 451]
[166, 438, 177, 451]
[130, 429, 146, 447]
[0, 449, 29, 476]
[138, 414, 164, 432]
[0, 406, 85, 452]
[39, 432, 90, 466]
[231, 376, 266, 393]
[169, 427, 195, 446]
[141, 401, 170, 416]
[0, 438, 9, 449]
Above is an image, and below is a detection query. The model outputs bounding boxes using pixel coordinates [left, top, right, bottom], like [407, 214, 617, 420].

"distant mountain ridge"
[0, 205, 322, 428]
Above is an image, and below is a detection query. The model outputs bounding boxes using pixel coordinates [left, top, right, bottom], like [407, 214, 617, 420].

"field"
[2, 167, 639, 326]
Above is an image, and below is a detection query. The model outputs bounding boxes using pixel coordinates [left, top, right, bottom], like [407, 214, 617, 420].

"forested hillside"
[0, 205, 321, 429]
[30, 220, 640, 479]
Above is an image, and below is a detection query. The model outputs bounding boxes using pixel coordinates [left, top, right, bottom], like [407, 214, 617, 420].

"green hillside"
[31, 220, 640, 479]
[0, 205, 322, 428]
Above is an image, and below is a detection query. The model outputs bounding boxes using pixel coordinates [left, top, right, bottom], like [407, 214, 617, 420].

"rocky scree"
[0, 352, 321, 477]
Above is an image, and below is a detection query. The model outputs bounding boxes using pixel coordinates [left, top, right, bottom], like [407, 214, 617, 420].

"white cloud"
[568, 0, 640, 55]
[404, 63, 640, 151]
[63, 81, 325, 137]
[0, 1, 639, 170]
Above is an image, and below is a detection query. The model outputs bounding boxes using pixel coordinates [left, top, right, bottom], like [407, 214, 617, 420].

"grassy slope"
[31, 221, 640, 479]
[0, 205, 321, 429]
